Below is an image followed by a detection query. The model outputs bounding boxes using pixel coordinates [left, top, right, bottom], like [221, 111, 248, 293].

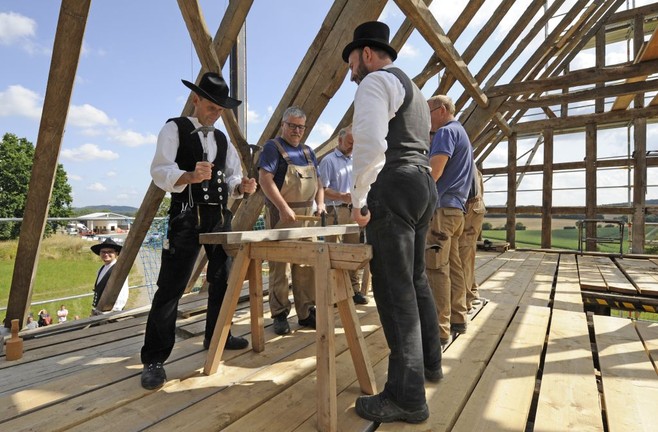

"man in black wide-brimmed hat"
[343, 21, 443, 424]
[140, 72, 257, 390]
[91, 237, 130, 314]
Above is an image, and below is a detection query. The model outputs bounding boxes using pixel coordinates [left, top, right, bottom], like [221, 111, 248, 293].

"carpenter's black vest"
[167, 117, 229, 205]
[92, 265, 113, 308]
[382, 67, 431, 168]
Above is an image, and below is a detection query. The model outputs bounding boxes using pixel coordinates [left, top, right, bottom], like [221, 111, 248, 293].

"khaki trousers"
[458, 198, 485, 308]
[426, 207, 467, 340]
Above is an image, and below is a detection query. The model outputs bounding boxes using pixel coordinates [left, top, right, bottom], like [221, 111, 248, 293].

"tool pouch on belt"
[425, 244, 442, 269]
[168, 206, 199, 256]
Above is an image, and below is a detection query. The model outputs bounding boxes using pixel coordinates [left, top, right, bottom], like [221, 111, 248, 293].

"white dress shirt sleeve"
[150, 120, 187, 193]
[351, 66, 405, 209]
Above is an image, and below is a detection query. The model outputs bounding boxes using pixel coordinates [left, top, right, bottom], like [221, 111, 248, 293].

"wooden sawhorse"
[199, 225, 376, 432]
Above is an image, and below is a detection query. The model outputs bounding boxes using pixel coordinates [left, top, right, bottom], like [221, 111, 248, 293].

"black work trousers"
[365, 164, 441, 409]
[140, 202, 231, 365]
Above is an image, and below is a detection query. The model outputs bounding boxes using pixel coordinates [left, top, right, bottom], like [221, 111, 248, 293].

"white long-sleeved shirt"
[350, 64, 405, 209]
[150, 117, 244, 198]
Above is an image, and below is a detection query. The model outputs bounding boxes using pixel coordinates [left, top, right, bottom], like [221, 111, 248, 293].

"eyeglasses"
[100, 250, 116, 255]
[284, 122, 307, 131]
[430, 105, 444, 113]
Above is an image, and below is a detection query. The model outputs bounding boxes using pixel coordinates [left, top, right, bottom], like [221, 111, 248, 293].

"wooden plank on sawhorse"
[616, 258, 658, 298]
[594, 315, 658, 431]
[200, 225, 374, 432]
[577, 255, 607, 291]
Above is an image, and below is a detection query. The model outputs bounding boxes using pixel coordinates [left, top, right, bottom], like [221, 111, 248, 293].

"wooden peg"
[5, 319, 24, 361]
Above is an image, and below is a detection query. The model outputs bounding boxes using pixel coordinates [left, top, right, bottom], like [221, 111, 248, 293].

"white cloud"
[67, 104, 117, 129]
[399, 43, 420, 59]
[107, 128, 157, 147]
[87, 182, 107, 192]
[68, 174, 82, 181]
[247, 103, 264, 123]
[0, 85, 42, 118]
[107, 171, 117, 177]
[61, 143, 119, 162]
[0, 12, 36, 45]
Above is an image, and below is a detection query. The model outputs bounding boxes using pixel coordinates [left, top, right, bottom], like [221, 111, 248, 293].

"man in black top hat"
[90, 238, 129, 314]
[343, 21, 443, 424]
[140, 72, 257, 390]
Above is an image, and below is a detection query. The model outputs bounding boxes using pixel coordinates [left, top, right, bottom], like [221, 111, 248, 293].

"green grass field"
[1, 235, 143, 322]
[482, 226, 630, 253]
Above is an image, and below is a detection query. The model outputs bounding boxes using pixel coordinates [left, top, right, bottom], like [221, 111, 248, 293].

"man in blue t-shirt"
[426, 95, 474, 346]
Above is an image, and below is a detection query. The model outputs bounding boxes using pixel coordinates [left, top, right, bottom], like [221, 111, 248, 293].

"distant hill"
[73, 205, 138, 217]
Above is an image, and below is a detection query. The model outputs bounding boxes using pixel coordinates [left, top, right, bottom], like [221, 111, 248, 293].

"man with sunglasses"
[258, 106, 325, 336]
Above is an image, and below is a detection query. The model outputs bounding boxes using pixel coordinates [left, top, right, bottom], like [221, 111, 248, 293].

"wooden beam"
[632, 117, 647, 253]
[541, 129, 553, 249]
[483, 155, 658, 175]
[502, 78, 658, 111]
[513, 104, 658, 135]
[4, 0, 91, 328]
[394, 0, 488, 108]
[506, 134, 517, 249]
[585, 123, 597, 251]
[612, 25, 658, 110]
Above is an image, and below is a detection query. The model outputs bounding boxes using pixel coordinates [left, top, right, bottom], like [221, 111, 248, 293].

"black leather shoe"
[450, 322, 467, 334]
[203, 335, 249, 350]
[424, 366, 444, 383]
[298, 308, 316, 329]
[273, 312, 291, 335]
[355, 393, 429, 424]
[225, 335, 249, 350]
[353, 292, 369, 305]
[141, 362, 166, 390]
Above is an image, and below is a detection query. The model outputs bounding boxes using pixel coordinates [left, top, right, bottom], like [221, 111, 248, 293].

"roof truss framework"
[6, 0, 658, 327]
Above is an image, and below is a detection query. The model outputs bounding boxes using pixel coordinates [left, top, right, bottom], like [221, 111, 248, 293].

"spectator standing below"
[459, 167, 486, 312]
[426, 95, 474, 345]
[57, 305, 69, 323]
[90, 238, 130, 314]
[343, 21, 443, 424]
[318, 126, 368, 305]
[140, 72, 257, 391]
[258, 106, 325, 335]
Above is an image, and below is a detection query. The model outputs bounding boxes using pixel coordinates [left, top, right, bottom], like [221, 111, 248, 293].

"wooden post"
[541, 128, 553, 249]
[506, 134, 517, 248]
[4, 0, 91, 328]
[632, 117, 647, 254]
[5, 319, 23, 361]
[585, 123, 597, 251]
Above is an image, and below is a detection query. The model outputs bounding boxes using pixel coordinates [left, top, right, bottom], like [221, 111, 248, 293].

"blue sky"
[1, 1, 656, 209]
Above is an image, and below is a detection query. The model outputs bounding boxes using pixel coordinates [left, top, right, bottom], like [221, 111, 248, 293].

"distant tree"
[515, 222, 527, 231]
[156, 196, 171, 218]
[0, 133, 73, 240]
[482, 222, 493, 230]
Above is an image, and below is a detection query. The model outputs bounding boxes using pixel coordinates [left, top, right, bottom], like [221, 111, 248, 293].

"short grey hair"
[282, 106, 306, 122]
[338, 126, 352, 139]
[428, 95, 455, 115]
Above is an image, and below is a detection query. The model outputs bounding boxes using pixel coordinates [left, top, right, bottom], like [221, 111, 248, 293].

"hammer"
[190, 126, 216, 192]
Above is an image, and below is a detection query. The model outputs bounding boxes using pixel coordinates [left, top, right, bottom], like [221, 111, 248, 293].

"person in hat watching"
[343, 21, 443, 424]
[91, 238, 130, 314]
[140, 72, 257, 390]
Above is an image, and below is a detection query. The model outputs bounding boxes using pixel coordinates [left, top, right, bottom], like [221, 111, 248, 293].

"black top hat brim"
[91, 239, 123, 255]
[182, 80, 242, 110]
[342, 39, 398, 63]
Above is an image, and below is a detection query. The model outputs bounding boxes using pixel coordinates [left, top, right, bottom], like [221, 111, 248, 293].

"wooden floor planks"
[3, 250, 658, 432]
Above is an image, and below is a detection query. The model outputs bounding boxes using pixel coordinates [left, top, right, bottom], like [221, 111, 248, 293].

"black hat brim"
[182, 80, 242, 109]
[342, 39, 398, 62]
[91, 243, 122, 255]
